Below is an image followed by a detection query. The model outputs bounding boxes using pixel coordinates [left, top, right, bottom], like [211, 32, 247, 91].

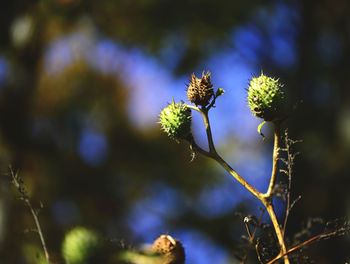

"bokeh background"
[0, 0, 349, 263]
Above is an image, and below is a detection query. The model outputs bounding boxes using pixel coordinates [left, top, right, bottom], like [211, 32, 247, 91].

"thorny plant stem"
[282, 131, 301, 238]
[10, 168, 50, 264]
[188, 105, 290, 264]
[282, 134, 292, 238]
[27, 201, 50, 263]
[240, 208, 266, 264]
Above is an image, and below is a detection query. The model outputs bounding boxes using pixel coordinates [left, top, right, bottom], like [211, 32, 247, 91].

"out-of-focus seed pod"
[152, 235, 185, 264]
[62, 227, 103, 264]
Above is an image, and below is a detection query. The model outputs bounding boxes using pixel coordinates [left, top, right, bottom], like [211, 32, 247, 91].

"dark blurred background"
[0, 0, 349, 263]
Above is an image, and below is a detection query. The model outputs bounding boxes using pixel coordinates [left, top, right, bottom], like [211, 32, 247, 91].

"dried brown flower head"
[187, 71, 214, 107]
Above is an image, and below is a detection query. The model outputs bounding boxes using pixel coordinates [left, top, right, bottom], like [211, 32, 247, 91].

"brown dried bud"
[187, 71, 214, 106]
[152, 235, 185, 264]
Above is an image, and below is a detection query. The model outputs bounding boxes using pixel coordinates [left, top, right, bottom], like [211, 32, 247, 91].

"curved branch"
[190, 107, 263, 200]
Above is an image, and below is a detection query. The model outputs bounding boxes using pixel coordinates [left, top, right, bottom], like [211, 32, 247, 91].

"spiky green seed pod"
[187, 72, 214, 107]
[247, 73, 286, 121]
[62, 227, 103, 264]
[159, 101, 192, 142]
[152, 235, 185, 264]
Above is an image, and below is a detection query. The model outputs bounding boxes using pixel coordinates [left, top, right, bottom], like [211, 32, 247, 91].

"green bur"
[62, 227, 102, 264]
[247, 73, 286, 121]
[159, 101, 192, 142]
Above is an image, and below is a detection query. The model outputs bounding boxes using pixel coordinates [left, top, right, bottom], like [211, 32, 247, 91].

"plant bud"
[159, 101, 192, 142]
[62, 227, 103, 264]
[152, 235, 185, 264]
[247, 73, 286, 121]
[187, 72, 214, 106]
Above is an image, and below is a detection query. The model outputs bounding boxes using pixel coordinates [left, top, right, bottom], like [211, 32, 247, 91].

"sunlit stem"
[188, 104, 263, 200]
[263, 122, 290, 263]
[200, 107, 217, 154]
[186, 104, 216, 153]
[212, 154, 263, 200]
[264, 202, 290, 264]
[266, 122, 281, 197]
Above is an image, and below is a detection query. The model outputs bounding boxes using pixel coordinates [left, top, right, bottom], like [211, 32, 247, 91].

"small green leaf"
[215, 88, 226, 97]
[257, 121, 267, 140]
